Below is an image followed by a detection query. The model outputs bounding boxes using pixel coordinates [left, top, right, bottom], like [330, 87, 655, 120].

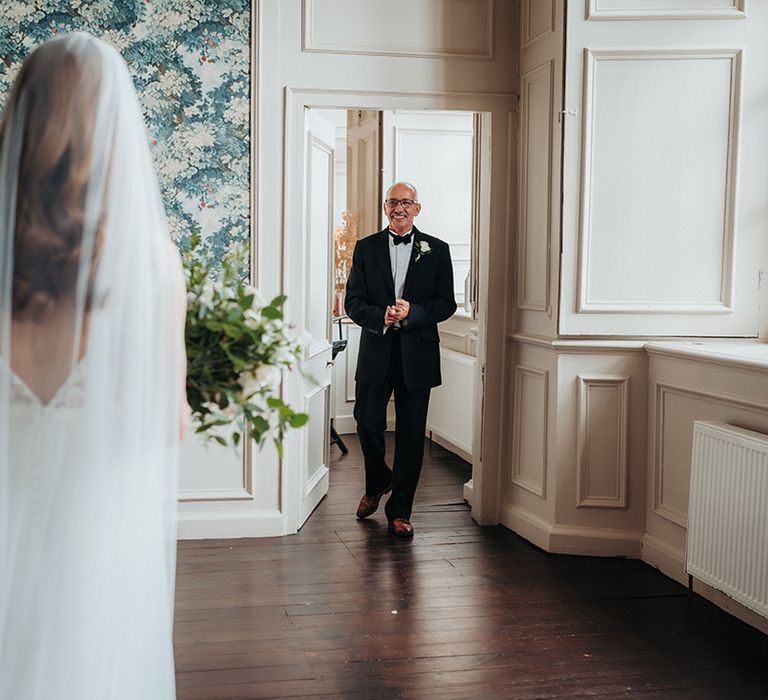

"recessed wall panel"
[512, 366, 548, 497]
[579, 50, 741, 313]
[306, 136, 333, 346]
[518, 61, 554, 311]
[577, 376, 629, 508]
[522, 0, 555, 47]
[303, 0, 494, 59]
[588, 0, 745, 20]
[305, 387, 328, 485]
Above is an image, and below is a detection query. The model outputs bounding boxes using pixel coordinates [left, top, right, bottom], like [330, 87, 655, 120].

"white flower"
[243, 284, 265, 309]
[7, 4, 37, 21]
[255, 364, 281, 389]
[158, 68, 186, 97]
[414, 240, 432, 262]
[199, 279, 215, 309]
[223, 95, 249, 125]
[239, 365, 281, 397]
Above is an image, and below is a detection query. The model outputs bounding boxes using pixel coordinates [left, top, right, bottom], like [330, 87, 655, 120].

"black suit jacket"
[345, 227, 457, 390]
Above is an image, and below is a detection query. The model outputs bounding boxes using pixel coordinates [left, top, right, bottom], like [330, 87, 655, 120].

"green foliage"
[183, 235, 308, 450]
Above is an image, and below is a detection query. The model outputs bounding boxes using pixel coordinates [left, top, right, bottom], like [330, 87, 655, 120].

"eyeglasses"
[384, 198, 417, 209]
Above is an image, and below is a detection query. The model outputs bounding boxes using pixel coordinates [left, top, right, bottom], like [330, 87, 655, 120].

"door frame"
[281, 86, 517, 532]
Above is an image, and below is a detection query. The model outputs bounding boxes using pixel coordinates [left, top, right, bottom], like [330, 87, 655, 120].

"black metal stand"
[330, 315, 349, 455]
[330, 421, 348, 454]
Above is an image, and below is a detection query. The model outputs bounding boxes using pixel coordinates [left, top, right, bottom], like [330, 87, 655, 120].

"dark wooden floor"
[174, 435, 768, 699]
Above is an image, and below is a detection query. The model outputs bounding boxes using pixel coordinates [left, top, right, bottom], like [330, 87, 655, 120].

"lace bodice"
[8, 362, 86, 413]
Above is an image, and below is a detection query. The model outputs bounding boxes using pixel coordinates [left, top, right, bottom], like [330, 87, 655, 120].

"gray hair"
[385, 181, 419, 201]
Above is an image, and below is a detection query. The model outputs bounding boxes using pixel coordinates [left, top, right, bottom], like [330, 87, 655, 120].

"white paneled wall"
[559, 1, 762, 336]
[504, 0, 768, 635]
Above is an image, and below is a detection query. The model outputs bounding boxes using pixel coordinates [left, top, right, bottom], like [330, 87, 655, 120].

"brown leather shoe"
[355, 486, 391, 519]
[388, 518, 414, 538]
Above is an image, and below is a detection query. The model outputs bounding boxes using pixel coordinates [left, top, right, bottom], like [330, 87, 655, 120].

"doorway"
[283, 98, 494, 532]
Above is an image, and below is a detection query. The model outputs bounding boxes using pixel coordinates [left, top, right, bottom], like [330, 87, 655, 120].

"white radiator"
[426, 348, 476, 457]
[687, 421, 768, 619]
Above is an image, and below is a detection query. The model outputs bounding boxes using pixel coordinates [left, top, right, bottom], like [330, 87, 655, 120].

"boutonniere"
[414, 240, 432, 262]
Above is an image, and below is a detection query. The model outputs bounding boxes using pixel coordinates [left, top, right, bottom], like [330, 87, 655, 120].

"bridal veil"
[0, 33, 184, 698]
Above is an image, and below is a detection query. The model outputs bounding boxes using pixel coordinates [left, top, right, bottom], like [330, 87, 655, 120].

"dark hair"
[0, 38, 105, 322]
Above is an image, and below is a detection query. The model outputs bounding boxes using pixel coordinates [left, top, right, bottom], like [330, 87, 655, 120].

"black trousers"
[353, 332, 431, 521]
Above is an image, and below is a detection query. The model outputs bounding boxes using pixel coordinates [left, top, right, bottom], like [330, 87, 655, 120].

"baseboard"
[500, 503, 554, 551]
[549, 523, 643, 557]
[692, 579, 768, 635]
[463, 478, 473, 506]
[427, 429, 472, 463]
[501, 504, 643, 557]
[641, 533, 686, 584]
[177, 508, 285, 539]
[642, 533, 768, 635]
[333, 415, 395, 435]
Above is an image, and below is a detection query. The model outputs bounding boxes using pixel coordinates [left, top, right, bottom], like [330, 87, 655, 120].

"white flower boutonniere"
[414, 240, 432, 262]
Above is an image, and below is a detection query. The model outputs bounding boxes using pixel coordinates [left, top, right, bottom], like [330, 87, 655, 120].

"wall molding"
[576, 375, 630, 508]
[517, 59, 554, 313]
[652, 381, 768, 528]
[302, 0, 495, 60]
[576, 48, 742, 315]
[511, 365, 548, 497]
[509, 332, 647, 354]
[645, 342, 768, 373]
[178, 488, 254, 503]
[586, 0, 746, 21]
[521, 0, 557, 48]
[177, 508, 285, 540]
[501, 503, 643, 557]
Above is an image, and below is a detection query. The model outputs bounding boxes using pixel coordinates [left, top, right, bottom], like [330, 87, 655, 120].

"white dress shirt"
[385, 228, 413, 332]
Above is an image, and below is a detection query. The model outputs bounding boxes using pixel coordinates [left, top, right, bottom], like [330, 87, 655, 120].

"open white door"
[296, 110, 336, 528]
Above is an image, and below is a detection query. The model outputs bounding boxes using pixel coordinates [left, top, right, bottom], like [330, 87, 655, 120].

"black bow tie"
[390, 232, 412, 245]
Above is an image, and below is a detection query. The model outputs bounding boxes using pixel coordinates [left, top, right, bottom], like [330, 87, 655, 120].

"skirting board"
[334, 415, 395, 434]
[334, 417, 473, 465]
[463, 478, 473, 506]
[428, 430, 472, 464]
[501, 504, 643, 557]
[642, 533, 768, 635]
[177, 508, 284, 539]
[641, 534, 686, 583]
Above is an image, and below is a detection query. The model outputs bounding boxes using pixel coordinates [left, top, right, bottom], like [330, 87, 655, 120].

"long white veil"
[0, 33, 184, 698]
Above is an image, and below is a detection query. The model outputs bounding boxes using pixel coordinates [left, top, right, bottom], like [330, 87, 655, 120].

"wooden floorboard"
[175, 434, 768, 699]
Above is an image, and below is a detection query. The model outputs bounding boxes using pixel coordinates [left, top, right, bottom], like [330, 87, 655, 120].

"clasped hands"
[384, 298, 410, 326]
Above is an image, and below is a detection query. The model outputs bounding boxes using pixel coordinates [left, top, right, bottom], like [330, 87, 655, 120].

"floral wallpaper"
[0, 0, 251, 261]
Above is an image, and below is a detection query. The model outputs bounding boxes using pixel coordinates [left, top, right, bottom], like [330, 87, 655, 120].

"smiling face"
[383, 183, 421, 235]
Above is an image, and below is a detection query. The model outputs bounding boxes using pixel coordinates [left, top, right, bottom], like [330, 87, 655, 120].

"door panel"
[298, 110, 336, 528]
[346, 110, 381, 238]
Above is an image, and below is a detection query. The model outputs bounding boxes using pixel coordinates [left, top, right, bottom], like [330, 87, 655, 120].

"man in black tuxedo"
[345, 182, 456, 537]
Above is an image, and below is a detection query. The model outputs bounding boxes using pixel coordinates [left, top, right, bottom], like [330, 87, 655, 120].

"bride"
[0, 33, 186, 698]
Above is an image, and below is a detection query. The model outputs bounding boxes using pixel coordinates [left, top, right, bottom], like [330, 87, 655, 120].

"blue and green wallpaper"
[0, 0, 251, 260]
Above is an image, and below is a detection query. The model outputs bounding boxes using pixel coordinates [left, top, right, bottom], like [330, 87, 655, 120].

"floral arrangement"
[333, 210, 358, 316]
[183, 235, 308, 450]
